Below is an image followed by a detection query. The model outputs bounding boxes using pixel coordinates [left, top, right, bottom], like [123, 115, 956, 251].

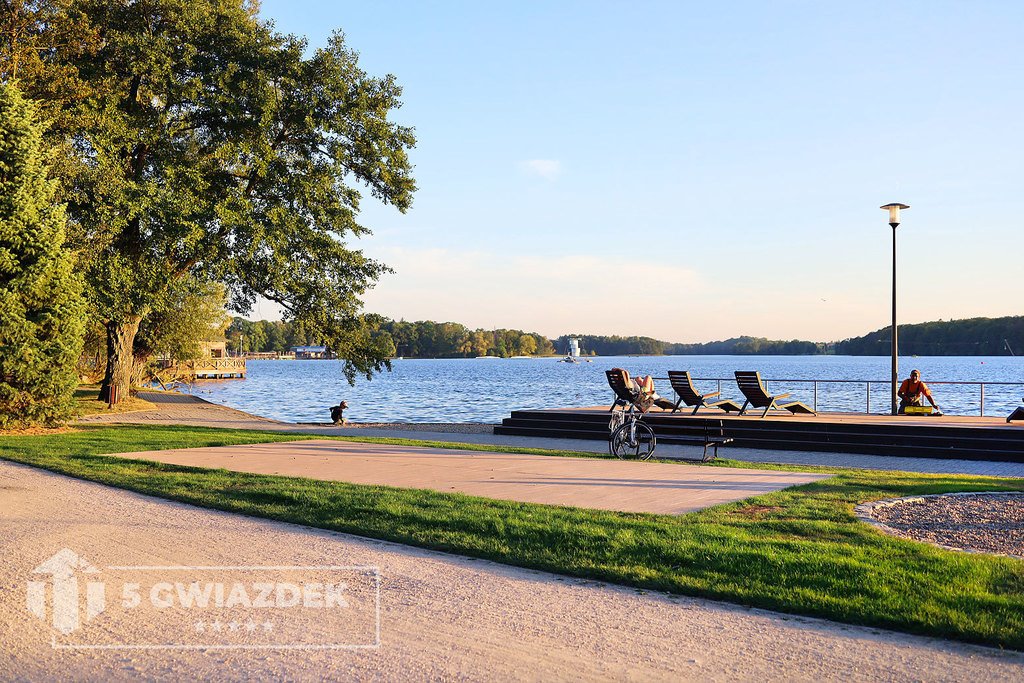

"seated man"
[898, 369, 941, 414]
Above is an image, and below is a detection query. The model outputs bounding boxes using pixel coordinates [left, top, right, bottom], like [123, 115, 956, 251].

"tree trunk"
[98, 316, 143, 403]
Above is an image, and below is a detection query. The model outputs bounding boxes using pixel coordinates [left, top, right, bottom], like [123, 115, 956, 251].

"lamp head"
[880, 203, 910, 227]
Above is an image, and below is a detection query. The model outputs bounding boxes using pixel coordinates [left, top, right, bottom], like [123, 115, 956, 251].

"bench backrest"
[735, 370, 773, 407]
[667, 370, 701, 405]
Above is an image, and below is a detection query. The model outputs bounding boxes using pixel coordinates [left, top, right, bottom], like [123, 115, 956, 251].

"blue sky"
[256, 0, 1023, 343]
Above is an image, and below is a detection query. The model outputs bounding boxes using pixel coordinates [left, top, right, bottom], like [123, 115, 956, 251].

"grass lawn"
[2, 424, 1024, 649]
[74, 386, 155, 416]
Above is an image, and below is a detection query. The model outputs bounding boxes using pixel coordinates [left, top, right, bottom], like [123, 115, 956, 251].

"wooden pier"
[158, 357, 247, 379]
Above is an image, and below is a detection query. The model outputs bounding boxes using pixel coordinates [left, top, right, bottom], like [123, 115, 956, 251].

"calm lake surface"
[189, 355, 1024, 424]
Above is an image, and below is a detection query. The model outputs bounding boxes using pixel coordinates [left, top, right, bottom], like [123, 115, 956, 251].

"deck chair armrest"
[773, 392, 791, 401]
[703, 390, 721, 399]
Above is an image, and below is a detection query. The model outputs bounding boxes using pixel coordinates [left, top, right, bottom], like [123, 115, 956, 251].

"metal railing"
[653, 376, 1024, 417]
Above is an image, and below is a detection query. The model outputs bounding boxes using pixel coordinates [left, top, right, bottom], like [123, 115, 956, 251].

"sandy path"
[111, 440, 827, 515]
[2, 460, 1022, 681]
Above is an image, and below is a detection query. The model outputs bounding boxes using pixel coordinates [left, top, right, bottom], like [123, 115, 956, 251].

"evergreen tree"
[0, 83, 84, 428]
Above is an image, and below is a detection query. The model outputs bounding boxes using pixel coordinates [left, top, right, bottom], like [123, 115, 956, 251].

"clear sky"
[255, 0, 1023, 343]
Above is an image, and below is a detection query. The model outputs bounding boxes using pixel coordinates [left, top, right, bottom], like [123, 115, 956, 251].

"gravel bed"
[866, 493, 1024, 558]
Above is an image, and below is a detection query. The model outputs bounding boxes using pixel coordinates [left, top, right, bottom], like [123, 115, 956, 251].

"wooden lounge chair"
[668, 371, 742, 415]
[602, 368, 651, 411]
[734, 371, 816, 417]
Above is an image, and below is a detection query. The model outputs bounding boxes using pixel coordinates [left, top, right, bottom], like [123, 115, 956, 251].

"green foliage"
[0, 82, 84, 428]
[556, 334, 823, 356]
[669, 336, 824, 355]
[134, 280, 231, 361]
[556, 334, 666, 356]
[2, 425, 1024, 649]
[226, 315, 1023, 360]
[6, 0, 416, 385]
[835, 317, 1024, 356]
[226, 316, 557, 358]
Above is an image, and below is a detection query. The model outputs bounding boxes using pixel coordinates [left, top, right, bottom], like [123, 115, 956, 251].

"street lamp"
[880, 202, 909, 415]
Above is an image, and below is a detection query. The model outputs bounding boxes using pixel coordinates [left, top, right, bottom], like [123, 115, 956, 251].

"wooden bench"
[667, 420, 734, 462]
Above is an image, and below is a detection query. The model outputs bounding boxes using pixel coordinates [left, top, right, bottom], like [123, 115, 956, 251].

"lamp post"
[880, 203, 909, 415]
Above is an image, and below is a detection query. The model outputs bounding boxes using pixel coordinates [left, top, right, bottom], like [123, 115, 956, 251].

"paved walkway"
[78, 392, 1024, 478]
[4, 460, 1022, 681]
[110, 440, 826, 515]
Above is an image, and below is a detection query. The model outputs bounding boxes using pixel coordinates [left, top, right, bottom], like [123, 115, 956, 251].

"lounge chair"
[668, 371, 742, 415]
[606, 368, 676, 412]
[606, 368, 652, 413]
[1009, 400, 1024, 423]
[734, 371, 816, 417]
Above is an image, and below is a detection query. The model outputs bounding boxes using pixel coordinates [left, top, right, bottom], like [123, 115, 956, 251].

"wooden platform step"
[494, 409, 1024, 463]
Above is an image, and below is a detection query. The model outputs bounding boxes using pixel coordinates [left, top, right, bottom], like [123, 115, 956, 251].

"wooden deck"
[495, 406, 1024, 462]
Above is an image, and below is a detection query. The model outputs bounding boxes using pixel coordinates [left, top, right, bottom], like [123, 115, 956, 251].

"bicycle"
[608, 401, 657, 460]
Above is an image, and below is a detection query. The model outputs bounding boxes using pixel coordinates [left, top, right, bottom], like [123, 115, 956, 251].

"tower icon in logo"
[26, 548, 106, 635]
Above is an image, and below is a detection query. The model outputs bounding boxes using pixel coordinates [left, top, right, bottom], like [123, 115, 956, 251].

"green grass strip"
[2, 424, 1023, 649]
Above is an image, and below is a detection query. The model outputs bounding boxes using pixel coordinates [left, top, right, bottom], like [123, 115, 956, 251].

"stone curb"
[855, 491, 1024, 560]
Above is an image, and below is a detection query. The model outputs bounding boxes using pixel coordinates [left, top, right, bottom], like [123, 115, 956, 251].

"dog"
[330, 400, 349, 425]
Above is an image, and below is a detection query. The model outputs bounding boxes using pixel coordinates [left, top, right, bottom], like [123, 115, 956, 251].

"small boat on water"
[557, 337, 592, 362]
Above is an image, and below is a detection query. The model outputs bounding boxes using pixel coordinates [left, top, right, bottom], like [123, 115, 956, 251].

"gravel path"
[867, 493, 1024, 558]
[4, 460, 1024, 681]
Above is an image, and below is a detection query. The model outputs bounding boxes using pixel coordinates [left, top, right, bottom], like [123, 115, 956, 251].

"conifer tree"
[0, 82, 84, 428]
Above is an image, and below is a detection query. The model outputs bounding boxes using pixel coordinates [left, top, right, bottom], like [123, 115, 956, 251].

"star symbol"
[262, 621, 274, 632]
[194, 621, 205, 633]
[228, 620, 240, 632]
[211, 620, 223, 632]
[245, 621, 258, 632]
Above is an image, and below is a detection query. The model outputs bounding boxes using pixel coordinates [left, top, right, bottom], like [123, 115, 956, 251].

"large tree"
[0, 82, 84, 428]
[3, 0, 415, 399]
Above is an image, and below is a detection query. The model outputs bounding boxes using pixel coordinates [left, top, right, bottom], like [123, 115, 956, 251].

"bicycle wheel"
[610, 421, 656, 460]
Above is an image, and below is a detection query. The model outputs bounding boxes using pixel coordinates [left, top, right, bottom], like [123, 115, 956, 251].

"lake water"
[188, 355, 1024, 424]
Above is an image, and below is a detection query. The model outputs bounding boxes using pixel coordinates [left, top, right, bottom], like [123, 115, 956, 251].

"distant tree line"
[668, 337, 824, 355]
[554, 335, 663, 356]
[228, 318, 556, 358]
[226, 319, 321, 354]
[834, 316, 1024, 356]
[226, 315, 1024, 362]
[556, 335, 823, 356]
